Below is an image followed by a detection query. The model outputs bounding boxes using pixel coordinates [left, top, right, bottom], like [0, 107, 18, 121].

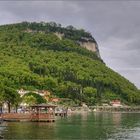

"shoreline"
[68, 106, 140, 114]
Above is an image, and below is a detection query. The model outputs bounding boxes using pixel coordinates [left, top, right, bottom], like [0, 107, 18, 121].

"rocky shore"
[68, 106, 140, 113]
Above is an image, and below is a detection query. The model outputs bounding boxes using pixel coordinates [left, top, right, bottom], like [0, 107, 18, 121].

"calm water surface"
[1, 112, 140, 140]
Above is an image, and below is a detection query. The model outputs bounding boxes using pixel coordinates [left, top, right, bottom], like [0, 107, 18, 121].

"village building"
[49, 97, 60, 103]
[17, 89, 51, 99]
[110, 100, 122, 107]
[17, 89, 30, 97]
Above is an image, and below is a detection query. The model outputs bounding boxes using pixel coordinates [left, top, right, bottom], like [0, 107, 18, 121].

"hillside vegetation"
[0, 22, 140, 107]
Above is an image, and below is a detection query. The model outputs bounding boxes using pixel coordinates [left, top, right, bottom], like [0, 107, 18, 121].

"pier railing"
[31, 113, 55, 121]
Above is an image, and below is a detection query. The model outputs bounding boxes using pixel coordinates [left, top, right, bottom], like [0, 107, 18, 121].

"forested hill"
[0, 22, 140, 105]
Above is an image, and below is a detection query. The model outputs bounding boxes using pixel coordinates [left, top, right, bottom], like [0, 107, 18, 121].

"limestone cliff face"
[78, 41, 100, 58]
[54, 32, 101, 58]
[54, 32, 64, 40]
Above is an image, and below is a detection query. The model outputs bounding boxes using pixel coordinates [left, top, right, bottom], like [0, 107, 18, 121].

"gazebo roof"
[31, 103, 57, 108]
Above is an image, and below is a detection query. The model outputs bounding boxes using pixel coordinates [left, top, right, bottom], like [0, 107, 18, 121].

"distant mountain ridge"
[0, 21, 140, 105]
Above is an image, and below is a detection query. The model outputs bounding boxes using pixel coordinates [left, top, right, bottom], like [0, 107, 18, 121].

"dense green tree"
[22, 95, 37, 106]
[0, 93, 4, 113]
[0, 22, 139, 106]
[3, 87, 19, 113]
[83, 87, 97, 105]
[13, 93, 21, 113]
[22, 93, 46, 105]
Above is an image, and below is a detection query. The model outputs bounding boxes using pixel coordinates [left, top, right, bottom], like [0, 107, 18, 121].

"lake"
[1, 112, 140, 140]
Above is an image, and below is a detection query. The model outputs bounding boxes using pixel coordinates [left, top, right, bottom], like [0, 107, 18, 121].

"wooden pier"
[2, 113, 30, 122]
[55, 107, 68, 117]
[2, 104, 57, 122]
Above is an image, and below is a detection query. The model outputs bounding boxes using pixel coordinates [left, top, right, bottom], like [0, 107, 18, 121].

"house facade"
[110, 100, 122, 107]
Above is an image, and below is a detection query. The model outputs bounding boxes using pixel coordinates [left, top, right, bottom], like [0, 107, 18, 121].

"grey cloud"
[116, 69, 140, 88]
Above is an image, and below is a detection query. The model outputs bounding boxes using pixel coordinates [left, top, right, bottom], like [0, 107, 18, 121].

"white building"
[17, 89, 30, 97]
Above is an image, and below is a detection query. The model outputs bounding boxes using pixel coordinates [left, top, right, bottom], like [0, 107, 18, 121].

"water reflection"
[1, 113, 140, 140]
[112, 113, 140, 140]
[0, 122, 7, 139]
[112, 112, 122, 126]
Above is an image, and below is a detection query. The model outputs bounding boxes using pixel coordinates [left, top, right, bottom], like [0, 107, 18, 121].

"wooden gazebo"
[30, 103, 57, 122]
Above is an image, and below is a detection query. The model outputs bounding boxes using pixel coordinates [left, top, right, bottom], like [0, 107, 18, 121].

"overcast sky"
[0, 1, 140, 88]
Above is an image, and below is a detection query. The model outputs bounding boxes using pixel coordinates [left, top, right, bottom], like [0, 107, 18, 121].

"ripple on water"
[108, 126, 140, 140]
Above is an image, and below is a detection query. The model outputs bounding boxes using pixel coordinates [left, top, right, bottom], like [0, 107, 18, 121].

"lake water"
[0, 112, 140, 140]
